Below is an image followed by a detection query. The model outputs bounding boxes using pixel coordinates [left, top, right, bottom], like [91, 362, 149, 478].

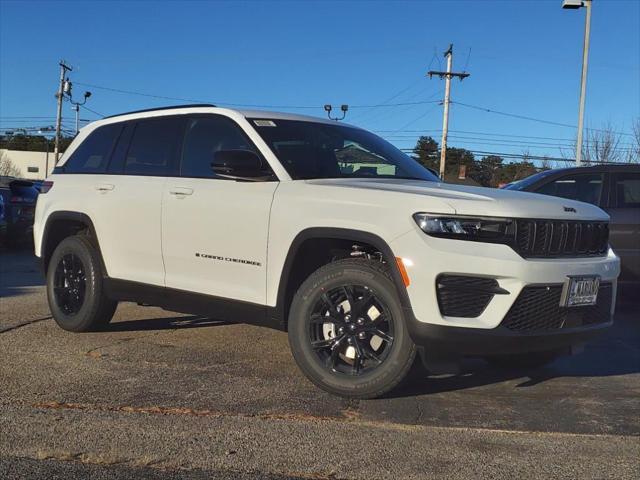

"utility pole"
[428, 44, 470, 180]
[54, 60, 72, 164]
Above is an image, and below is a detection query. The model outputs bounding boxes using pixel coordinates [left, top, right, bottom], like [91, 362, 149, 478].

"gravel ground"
[1, 249, 638, 479]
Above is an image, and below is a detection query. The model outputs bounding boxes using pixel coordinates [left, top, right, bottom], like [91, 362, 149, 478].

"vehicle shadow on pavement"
[0, 247, 44, 298]
[105, 315, 233, 332]
[389, 311, 640, 398]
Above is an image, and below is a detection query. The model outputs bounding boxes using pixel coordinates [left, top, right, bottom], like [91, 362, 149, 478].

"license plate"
[561, 276, 600, 307]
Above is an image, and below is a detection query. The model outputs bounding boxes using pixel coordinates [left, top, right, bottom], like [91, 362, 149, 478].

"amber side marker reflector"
[395, 257, 411, 287]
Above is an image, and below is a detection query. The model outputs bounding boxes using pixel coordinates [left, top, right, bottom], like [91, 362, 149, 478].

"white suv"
[34, 105, 620, 398]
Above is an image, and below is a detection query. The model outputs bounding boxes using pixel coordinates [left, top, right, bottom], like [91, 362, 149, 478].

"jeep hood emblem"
[564, 206, 577, 213]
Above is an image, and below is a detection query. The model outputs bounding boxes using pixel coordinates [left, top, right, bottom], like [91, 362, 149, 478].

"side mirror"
[212, 150, 265, 179]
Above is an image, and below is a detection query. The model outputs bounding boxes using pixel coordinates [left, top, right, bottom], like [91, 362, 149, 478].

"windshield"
[504, 169, 557, 191]
[250, 119, 439, 181]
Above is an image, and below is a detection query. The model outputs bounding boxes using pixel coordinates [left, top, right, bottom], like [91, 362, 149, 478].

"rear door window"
[612, 172, 640, 208]
[125, 117, 184, 176]
[535, 173, 604, 206]
[64, 123, 123, 173]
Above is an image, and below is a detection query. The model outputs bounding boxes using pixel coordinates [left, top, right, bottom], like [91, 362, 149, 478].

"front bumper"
[406, 317, 613, 355]
[390, 228, 620, 354]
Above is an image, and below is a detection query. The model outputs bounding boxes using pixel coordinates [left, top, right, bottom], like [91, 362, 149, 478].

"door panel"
[161, 114, 278, 304]
[95, 175, 166, 286]
[162, 179, 278, 303]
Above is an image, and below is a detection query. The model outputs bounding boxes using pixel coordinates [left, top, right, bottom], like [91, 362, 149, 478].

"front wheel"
[46, 235, 117, 332]
[288, 259, 417, 399]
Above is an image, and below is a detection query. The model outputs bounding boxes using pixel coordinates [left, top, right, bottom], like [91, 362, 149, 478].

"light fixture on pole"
[562, 0, 592, 166]
[69, 90, 92, 135]
[324, 104, 349, 121]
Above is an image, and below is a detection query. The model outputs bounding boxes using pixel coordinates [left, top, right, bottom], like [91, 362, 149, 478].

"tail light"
[40, 181, 54, 194]
[10, 195, 34, 203]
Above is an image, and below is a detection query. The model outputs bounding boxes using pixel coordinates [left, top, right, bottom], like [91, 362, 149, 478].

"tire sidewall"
[288, 261, 415, 397]
[47, 236, 103, 332]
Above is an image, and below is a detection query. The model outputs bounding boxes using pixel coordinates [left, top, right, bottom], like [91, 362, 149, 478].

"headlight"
[413, 213, 516, 245]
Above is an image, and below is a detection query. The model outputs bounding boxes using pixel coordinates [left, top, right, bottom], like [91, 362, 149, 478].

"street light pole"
[69, 91, 92, 135]
[575, 0, 592, 166]
[563, 0, 592, 166]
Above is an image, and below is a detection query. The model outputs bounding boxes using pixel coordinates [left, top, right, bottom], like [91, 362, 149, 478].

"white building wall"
[0, 149, 55, 180]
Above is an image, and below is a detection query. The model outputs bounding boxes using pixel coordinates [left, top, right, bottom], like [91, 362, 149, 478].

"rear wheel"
[288, 258, 417, 399]
[47, 235, 117, 332]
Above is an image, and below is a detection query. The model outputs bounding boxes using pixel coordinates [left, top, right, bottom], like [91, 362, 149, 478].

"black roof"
[104, 104, 216, 119]
[541, 163, 640, 174]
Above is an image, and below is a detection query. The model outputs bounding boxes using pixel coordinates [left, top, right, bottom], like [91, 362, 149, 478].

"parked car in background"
[0, 177, 39, 247]
[505, 164, 639, 295]
[0, 194, 6, 241]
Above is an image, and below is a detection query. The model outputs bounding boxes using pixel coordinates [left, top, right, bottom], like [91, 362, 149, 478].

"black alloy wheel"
[53, 253, 87, 315]
[288, 258, 417, 399]
[47, 235, 117, 332]
[309, 284, 394, 376]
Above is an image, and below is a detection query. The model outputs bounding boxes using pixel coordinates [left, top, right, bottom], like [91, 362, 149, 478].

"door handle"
[169, 187, 194, 196]
[95, 183, 115, 192]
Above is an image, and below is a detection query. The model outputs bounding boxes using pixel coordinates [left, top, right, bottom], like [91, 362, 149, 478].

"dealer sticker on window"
[253, 120, 276, 127]
[560, 276, 600, 307]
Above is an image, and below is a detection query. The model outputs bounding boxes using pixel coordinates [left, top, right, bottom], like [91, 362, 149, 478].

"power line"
[398, 147, 609, 164]
[452, 101, 635, 137]
[80, 104, 105, 118]
[74, 81, 440, 111]
[353, 78, 425, 114]
[463, 47, 472, 72]
[390, 103, 443, 132]
[374, 128, 579, 142]
[381, 133, 635, 150]
[354, 87, 443, 126]
[0, 116, 56, 120]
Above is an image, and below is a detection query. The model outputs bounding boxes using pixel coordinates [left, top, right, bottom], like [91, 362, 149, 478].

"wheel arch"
[41, 211, 106, 276]
[273, 227, 414, 330]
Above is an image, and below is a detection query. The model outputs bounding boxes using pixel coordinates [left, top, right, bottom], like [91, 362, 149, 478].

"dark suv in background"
[0, 177, 39, 247]
[505, 164, 639, 295]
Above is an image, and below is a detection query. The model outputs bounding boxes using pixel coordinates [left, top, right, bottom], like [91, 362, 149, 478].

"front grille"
[501, 283, 612, 333]
[437, 275, 500, 318]
[515, 220, 608, 258]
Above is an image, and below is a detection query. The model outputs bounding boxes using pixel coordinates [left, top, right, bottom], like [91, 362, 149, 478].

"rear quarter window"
[63, 124, 123, 174]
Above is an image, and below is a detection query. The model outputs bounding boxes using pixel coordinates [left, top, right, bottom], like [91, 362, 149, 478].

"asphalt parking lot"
[1, 249, 639, 479]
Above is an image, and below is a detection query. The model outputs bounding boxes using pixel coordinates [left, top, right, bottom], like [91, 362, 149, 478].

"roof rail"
[104, 104, 217, 119]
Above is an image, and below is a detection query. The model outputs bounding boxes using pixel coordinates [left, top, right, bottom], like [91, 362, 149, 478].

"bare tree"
[0, 151, 22, 177]
[630, 117, 640, 163]
[585, 122, 621, 163]
[559, 121, 639, 164]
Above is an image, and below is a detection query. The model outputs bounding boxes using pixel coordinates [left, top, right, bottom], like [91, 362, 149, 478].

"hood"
[305, 178, 609, 221]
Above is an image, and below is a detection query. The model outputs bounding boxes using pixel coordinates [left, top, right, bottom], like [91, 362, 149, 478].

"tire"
[46, 235, 117, 332]
[288, 258, 417, 399]
[484, 350, 562, 370]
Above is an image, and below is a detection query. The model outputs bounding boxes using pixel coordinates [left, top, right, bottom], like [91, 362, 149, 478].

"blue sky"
[1, 0, 638, 161]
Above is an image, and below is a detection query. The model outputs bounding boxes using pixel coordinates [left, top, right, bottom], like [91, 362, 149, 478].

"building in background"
[0, 150, 53, 180]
